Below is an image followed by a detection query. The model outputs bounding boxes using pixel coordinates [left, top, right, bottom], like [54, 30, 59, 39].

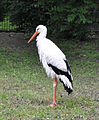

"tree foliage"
[0, 0, 98, 40]
[46, 0, 98, 40]
[0, 0, 7, 21]
[6, 0, 50, 32]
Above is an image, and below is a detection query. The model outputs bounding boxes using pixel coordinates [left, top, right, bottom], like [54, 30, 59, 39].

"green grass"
[0, 39, 99, 120]
[0, 17, 18, 31]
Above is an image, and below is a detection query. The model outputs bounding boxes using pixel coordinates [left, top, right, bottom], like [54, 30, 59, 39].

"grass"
[0, 38, 99, 120]
[0, 17, 18, 31]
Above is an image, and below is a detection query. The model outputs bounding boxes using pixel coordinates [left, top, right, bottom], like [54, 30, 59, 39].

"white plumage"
[37, 37, 67, 77]
[28, 25, 73, 106]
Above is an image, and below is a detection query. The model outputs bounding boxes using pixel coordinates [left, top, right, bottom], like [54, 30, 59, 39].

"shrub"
[1, 0, 98, 40]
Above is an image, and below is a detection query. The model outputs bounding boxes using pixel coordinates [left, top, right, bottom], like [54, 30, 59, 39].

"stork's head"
[28, 25, 47, 43]
[36, 25, 47, 35]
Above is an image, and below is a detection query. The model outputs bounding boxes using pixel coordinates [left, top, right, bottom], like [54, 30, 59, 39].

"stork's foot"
[50, 102, 57, 107]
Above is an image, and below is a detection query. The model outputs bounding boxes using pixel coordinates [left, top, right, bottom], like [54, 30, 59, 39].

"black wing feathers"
[64, 60, 71, 72]
[48, 59, 73, 95]
[59, 79, 73, 95]
[48, 60, 72, 84]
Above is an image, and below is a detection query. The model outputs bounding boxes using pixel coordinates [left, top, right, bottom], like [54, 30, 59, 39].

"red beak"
[28, 32, 38, 43]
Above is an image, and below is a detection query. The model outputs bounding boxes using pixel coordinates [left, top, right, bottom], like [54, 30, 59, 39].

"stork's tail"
[59, 73, 73, 95]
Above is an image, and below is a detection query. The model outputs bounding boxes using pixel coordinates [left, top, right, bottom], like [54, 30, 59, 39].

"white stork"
[28, 25, 73, 107]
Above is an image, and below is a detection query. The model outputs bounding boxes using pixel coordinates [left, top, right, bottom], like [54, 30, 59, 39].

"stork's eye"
[37, 28, 39, 31]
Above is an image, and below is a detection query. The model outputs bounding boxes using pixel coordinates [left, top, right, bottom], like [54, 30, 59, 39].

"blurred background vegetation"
[0, 0, 99, 41]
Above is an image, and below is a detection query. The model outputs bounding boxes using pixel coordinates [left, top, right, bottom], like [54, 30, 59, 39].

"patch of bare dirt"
[0, 32, 34, 51]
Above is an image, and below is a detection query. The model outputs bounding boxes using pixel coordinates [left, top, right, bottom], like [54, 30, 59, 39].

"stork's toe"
[50, 103, 57, 107]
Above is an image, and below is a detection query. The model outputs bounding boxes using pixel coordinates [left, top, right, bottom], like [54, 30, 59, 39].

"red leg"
[50, 77, 57, 107]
